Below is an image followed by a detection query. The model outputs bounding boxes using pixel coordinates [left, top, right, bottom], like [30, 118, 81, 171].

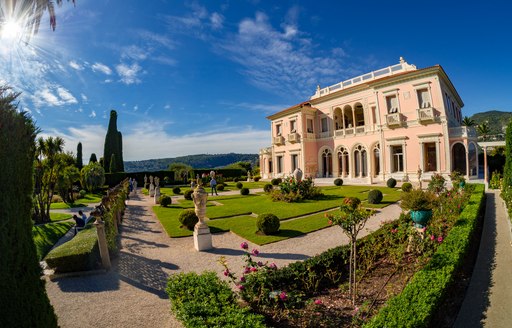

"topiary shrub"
[79, 189, 87, 198]
[184, 189, 193, 200]
[159, 195, 172, 207]
[401, 182, 413, 192]
[254, 176, 261, 182]
[172, 186, 181, 195]
[236, 182, 243, 189]
[257, 213, 280, 235]
[387, 178, 397, 188]
[264, 183, 273, 193]
[241, 175, 247, 181]
[240, 187, 250, 195]
[234, 177, 240, 182]
[367, 190, 383, 204]
[271, 178, 282, 186]
[217, 183, 225, 191]
[334, 178, 343, 186]
[178, 209, 198, 230]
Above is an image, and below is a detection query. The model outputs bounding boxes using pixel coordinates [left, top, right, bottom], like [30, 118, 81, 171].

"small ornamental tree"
[327, 197, 374, 306]
[80, 162, 106, 192]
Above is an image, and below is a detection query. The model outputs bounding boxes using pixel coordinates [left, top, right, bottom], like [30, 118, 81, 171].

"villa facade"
[259, 58, 478, 183]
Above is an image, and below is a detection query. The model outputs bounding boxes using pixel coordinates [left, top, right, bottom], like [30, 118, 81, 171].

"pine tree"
[503, 121, 512, 188]
[89, 153, 98, 163]
[76, 141, 83, 170]
[110, 153, 117, 173]
[0, 86, 58, 327]
[103, 110, 124, 173]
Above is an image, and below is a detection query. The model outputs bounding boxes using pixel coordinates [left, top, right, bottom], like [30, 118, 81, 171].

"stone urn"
[192, 184, 212, 250]
[293, 168, 303, 182]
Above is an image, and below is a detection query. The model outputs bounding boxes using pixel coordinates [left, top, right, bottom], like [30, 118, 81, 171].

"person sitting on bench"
[73, 214, 85, 235]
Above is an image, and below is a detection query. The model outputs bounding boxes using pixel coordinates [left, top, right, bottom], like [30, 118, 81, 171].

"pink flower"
[237, 285, 245, 290]
[269, 263, 277, 270]
[240, 276, 246, 282]
[314, 299, 322, 305]
[251, 249, 260, 256]
[437, 236, 443, 243]
[421, 227, 427, 233]
[243, 267, 251, 274]
[257, 261, 264, 267]
[250, 267, 258, 272]
[391, 228, 397, 234]
[430, 235, 435, 241]
[279, 291, 287, 301]
[223, 269, 229, 276]
[328, 220, 333, 225]
[240, 242, 249, 250]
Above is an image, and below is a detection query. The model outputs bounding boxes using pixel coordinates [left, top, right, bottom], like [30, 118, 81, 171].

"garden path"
[454, 190, 512, 327]
[45, 187, 402, 328]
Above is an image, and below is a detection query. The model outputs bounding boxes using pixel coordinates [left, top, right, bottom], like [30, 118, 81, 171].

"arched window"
[452, 143, 466, 175]
[354, 145, 367, 177]
[337, 147, 349, 177]
[373, 143, 380, 177]
[321, 148, 333, 178]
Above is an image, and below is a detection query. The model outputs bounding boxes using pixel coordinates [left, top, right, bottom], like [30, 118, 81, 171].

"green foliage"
[224, 161, 252, 174]
[168, 162, 192, 182]
[79, 189, 87, 198]
[386, 178, 397, 188]
[257, 213, 280, 235]
[366, 185, 485, 328]
[271, 178, 282, 185]
[103, 110, 124, 173]
[240, 187, 250, 195]
[489, 171, 502, 189]
[166, 271, 266, 328]
[471, 110, 512, 136]
[179, 209, 198, 230]
[184, 189, 193, 200]
[236, 182, 243, 189]
[89, 153, 98, 163]
[427, 173, 446, 194]
[80, 162, 106, 192]
[45, 227, 101, 273]
[401, 182, 413, 192]
[367, 190, 383, 204]
[503, 120, 512, 188]
[217, 183, 225, 191]
[101, 181, 128, 252]
[264, 183, 273, 193]
[55, 153, 81, 203]
[334, 178, 343, 186]
[33, 222, 74, 260]
[159, 195, 172, 207]
[271, 177, 322, 203]
[172, 186, 181, 195]
[400, 189, 437, 211]
[254, 176, 261, 182]
[76, 141, 83, 170]
[0, 86, 58, 326]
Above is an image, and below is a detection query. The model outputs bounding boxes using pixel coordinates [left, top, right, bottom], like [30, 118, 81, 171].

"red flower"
[328, 220, 332, 225]
[314, 299, 322, 305]
[430, 235, 435, 241]
[240, 242, 249, 250]
[437, 236, 443, 243]
[279, 291, 287, 301]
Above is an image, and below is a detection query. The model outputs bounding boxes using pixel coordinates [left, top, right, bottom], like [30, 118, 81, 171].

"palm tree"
[0, 0, 75, 40]
[478, 122, 491, 141]
[462, 116, 476, 127]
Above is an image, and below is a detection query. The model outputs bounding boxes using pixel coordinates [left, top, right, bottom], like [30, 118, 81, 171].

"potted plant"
[400, 189, 437, 228]
[449, 170, 466, 191]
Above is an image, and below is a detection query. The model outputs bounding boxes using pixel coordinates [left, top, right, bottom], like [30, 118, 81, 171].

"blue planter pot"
[459, 181, 465, 189]
[410, 210, 433, 228]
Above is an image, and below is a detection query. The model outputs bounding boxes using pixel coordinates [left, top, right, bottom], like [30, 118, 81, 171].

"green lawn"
[50, 193, 102, 209]
[33, 221, 74, 260]
[152, 185, 401, 245]
[50, 212, 73, 222]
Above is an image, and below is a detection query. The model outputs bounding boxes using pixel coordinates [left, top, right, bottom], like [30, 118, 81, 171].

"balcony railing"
[355, 126, 365, 134]
[319, 131, 332, 138]
[386, 113, 404, 128]
[273, 135, 285, 145]
[449, 126, 477, 138]
[287, 132, 300, 143]
[417, 107, 436, 123]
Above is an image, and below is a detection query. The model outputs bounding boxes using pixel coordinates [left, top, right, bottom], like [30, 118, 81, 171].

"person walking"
[210, 177, 218, 196]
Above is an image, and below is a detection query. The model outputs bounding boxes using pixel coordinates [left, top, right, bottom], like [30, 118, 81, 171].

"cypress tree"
[76, 141, 83, 170]
[0, 86, 58, 327]
[109, 153, 117, 173]
[103, 110, 124, 173]
[89, 153, 98, 163]
[503, 121, 512, 188]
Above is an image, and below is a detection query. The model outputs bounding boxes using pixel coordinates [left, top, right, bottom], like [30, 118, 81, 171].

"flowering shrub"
[428, 173, 446, 194]
[489, 170, 502, 189]
[270, 176, 323, 202]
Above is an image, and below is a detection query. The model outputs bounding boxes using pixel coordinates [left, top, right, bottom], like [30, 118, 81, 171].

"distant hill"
[471, 110, 512, 135]
[124, 153, 259, 173]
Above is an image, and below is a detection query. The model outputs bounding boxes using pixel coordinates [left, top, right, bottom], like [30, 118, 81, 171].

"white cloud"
[121, 45, 149, 61]
[32, 86, 78, 107]
[222, 102, 290, 114]
[133, 105, 138, 111]
[89, 110, 96, 118]
[137, 30, 175, 50]
[44, 123, 269, 162]
[116, 63, 142, 85]
[210, 12, 224, 29]
[164, 104, 171, 110]
[69, 60, 84, 70]
[57, 87, 78, 104]
[81, 93, 88, 102]
[91, 62, 112, 75]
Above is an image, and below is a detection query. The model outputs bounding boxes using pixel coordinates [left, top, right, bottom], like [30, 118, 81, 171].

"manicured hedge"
[44, 227, 101, 273]
[191, 168, 244, 179]
[105, 171, 175, 187]
[166, 271, 266, 327]
[365, 184, 485, 328]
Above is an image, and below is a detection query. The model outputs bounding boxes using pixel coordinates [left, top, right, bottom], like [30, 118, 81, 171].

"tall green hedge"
[103, 110, 124, 173]
[503, 121, 512, 188]
[104, 170, 175, 187]
[0, 87, 58, 327]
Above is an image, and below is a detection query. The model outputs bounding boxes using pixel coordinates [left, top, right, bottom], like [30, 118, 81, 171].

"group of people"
[72, 210, 91, 235]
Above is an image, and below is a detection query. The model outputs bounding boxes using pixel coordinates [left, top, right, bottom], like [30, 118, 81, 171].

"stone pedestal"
[154, 186, 161, 204]
[149, 183, 155, 197]
[194, 223, 213, 251]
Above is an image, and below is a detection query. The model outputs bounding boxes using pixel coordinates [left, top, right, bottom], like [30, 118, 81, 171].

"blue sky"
[1, 0, 511, 161]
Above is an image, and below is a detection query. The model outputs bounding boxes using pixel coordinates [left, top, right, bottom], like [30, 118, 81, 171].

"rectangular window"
[291, 154, 298, 171]
[386, 95, 399, 114]
[290, 120, 296, 133]
[391, 145, 404, 173]
[417, 89, 431, 108]
[372, 106, 377, 124]
[423, 143, 437, 172]
[277, 156, 283, 173]
[307, 119, 314, 133]
[269, 160, 273, 173]
[275, 124, 282, 136]
[321, 117, 328, 132]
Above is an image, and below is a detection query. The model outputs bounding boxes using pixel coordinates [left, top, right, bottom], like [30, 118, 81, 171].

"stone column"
[154, 186, 161, 204]
[94, 215, 111, 270]
[192, 185, 212, 251]
[484, 146, 488, 189]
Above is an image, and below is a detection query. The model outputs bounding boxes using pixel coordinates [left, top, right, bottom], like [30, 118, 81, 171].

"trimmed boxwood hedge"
[44, 227, 101, 273]
[364, 184, 485, 328]
[166, 271, 266, 327]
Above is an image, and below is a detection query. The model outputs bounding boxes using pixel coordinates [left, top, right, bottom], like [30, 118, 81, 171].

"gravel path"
[46, 188, 402, 328]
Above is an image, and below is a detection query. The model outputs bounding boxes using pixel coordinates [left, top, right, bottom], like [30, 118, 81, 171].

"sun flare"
[2, 19, 23, 40]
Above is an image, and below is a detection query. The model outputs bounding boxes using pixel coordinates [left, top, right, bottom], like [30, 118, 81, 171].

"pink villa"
[259, 58, 479, 184]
